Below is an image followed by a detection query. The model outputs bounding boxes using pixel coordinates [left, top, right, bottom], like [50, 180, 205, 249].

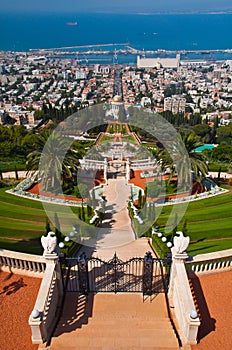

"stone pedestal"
[168, 246, 200, 345]
[43, 252, 59, 264]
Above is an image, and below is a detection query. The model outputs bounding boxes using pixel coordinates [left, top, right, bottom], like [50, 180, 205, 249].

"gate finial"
[144, 251, 153, 262]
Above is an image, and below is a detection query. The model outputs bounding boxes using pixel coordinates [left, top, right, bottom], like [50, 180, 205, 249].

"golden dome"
[113, 95, 121, 102]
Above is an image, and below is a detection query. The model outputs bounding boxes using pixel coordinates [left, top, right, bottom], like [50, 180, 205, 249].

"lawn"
[0, 185, 232, 257]
[154, 189, 232, 255]
[0, 187, 81, 254]
[99, 134, 137, 145]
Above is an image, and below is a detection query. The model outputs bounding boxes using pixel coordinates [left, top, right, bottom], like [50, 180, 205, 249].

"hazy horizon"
[1, 0, 232, 14]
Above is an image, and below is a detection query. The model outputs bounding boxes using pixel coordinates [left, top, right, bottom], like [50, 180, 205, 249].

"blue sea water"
[0, 12, 232, 52]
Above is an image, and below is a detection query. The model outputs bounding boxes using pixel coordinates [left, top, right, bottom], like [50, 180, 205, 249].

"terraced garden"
[100, 134, 137, 144]
[155, 187, 232, 255]
[0, 188, 81, 254]
[0, 184, 231, 256]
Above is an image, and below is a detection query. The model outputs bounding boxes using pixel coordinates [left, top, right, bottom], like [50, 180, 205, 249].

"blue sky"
[2, 0, 232, 13]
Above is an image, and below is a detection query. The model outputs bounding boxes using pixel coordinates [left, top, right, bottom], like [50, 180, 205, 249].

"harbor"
[28, 43, 232, 65]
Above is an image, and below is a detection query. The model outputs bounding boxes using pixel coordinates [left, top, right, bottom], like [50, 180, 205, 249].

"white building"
[137, 54, 180, 69]
[164, 96, 186, 114]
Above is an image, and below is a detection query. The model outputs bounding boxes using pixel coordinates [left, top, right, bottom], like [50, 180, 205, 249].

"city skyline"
[2, 0, 232, 13]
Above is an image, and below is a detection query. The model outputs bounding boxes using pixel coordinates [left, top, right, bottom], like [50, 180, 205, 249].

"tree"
[45, 217, 51, 233]
[138, 189, 142, 209]
[212, 144, 232, 163]
[182, 219, 188, 235]
[179, 132, 208, 182]
[193, 124, 211, 142]
[75, 183, 89, 199]
[158, 132, 208, 186]
[54, 212, 62, 243]
[27, 130, 80, 191]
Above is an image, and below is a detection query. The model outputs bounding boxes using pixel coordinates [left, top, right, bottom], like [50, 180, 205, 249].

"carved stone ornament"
[41, 231, 57, 254]
[173, 231, 190, 254]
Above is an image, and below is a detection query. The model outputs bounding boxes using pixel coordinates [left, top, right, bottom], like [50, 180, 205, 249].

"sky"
[1, 0, 232, 13]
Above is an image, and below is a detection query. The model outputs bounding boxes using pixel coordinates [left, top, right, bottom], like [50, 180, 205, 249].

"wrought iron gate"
[60, 252, 170, 295]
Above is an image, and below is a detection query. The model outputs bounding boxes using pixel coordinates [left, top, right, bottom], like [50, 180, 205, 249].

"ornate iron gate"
[60, 252, 170, 295]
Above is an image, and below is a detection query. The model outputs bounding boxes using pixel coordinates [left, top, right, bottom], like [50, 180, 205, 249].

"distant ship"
[66, 22, 78, 26]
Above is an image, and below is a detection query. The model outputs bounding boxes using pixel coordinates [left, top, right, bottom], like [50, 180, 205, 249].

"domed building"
[105, 94, 124, 120]
[112, 95, 122, 103]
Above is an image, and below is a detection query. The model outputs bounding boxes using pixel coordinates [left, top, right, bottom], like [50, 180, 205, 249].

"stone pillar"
[29, 251, 64, 345]
[168, 250, 188, 305]
[168, 243, 200, 345]
[125, 158, 130, 184]
[29, 311, 46, 344]
[104, 158, 108, 184]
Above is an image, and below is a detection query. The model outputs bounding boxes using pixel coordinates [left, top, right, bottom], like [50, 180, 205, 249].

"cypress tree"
[138, 189, 142, 209]
[182, 219, 188, 236]
[54, 212, 62, 243]
[45, 217, 51, 234]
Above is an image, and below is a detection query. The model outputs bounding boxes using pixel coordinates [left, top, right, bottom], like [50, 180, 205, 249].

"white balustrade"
[0, 249, 46, 276]
[186, 249, 232, 274]
[29, 256, 63, 344]
[168, 253, 200, 345]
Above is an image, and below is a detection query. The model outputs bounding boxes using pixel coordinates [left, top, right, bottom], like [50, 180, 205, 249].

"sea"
[1, 12, 232, 64]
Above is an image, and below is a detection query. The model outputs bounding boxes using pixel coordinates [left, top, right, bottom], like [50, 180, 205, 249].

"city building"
[164, 95, 186, 114]
[137, 54, 180, 69]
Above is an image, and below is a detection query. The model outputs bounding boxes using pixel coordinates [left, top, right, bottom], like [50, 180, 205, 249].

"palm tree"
[180, 132, 208, 181]
[27, 130, 81, 191]
[158, 132, 208, 188]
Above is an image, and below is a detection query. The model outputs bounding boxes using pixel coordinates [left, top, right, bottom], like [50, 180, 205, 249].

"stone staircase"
[50, 292, 180, 350]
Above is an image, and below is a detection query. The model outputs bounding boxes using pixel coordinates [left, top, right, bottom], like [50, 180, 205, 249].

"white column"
[126, 158, 130, 184]
[104, 158, 108, 184]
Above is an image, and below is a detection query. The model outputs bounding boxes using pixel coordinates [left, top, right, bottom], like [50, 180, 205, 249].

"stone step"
[52, 335, 179, 349]
[51, 345, 179, 350]
[76, 325, 176, 338]
[78, 319, 175, 328]
[57, 318, 174, 330]
[51, 293, 180, 350]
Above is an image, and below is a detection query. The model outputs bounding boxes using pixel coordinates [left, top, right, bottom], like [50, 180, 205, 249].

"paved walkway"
[50, 175, 180, 350]
[80, 177, 143, 259]
[94, 178, 136, 252]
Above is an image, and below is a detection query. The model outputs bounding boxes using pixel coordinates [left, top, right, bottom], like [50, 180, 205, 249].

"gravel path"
[0, 271, 42, 350]
[191, 270, 232, 350]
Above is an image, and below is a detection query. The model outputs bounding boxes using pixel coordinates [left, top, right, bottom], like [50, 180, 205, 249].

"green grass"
[0, 187, 82, 254]
[0, 237, 43, 255]
[121, 135, 137, 144]
[155, 189, 232, 255]
[100, 135, 114, 143]
[1, 184, 232, 257]
[100, 134, 136, 144]
[187, 239, 232, 255]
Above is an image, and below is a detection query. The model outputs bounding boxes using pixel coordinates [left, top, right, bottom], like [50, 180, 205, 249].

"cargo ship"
[66, 22, 78, 26]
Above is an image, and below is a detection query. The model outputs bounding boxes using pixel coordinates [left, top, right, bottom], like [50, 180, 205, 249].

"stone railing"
[185, 249, 232, 274]
[29, 253, 63, 344]
[168, 252, 200, 345]
[0, 249, 46, 277]
[130, 158, 158, 170]
[7, 188, 83, 207]
[158, 187, 228, 207]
